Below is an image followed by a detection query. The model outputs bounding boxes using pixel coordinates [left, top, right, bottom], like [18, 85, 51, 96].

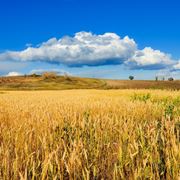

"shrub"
[30, 73, 40, 77]
[42, 72, 57, 79]
[168, 77, 174, 81]
[64, 73, 72, 81]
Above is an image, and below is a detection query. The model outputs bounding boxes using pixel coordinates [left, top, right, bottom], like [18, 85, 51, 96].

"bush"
[64, 73, 72, 81]
[30, 73, 40, 77]
[168, 77, 174, 81]
[42, 72, 57, 79]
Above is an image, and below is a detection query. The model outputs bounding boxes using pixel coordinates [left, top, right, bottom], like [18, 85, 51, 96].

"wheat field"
[0, 90, 180, 179]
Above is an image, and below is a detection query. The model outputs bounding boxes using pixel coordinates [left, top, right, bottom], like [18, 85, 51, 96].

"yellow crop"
[0, 90, 180, 179]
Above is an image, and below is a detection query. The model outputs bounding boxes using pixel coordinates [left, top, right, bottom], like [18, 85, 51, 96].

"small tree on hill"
[129, 76, 134, 80]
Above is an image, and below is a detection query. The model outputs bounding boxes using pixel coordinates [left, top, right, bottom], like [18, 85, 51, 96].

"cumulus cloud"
[6, 72, 22, 77]
[126, 47, 175, 70]
[0, 31, 179, 70]
[29, 68, 71, 75]
[173, 61, 180, 70]
[0, 32, 136, 66]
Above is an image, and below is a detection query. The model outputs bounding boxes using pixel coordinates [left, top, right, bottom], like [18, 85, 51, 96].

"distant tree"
[162, 77, 165, 81]
[168, 77, 174, 81]
[155, 76, 158, 81]
[129, 76, 134, 80]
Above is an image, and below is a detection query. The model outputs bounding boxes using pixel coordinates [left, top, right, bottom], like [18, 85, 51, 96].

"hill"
[0, 76, 106, 90]
[106, 79, 180, 90]
[0, 75, 180, 90]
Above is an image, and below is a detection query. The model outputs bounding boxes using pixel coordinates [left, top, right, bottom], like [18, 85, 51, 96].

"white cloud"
[29, 68, 71, 75]
[0, 31, 179, 70]
[173, 60, 180, 70]
[0, 32, 136, 66]
[6, 72, 22, 77]
[126, 47, 174, 69]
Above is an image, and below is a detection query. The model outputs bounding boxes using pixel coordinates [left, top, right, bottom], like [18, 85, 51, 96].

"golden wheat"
[0, 90, 180, 179]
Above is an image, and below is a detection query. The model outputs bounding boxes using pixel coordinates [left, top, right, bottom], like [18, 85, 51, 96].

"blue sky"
[0, 0, 180, 79]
